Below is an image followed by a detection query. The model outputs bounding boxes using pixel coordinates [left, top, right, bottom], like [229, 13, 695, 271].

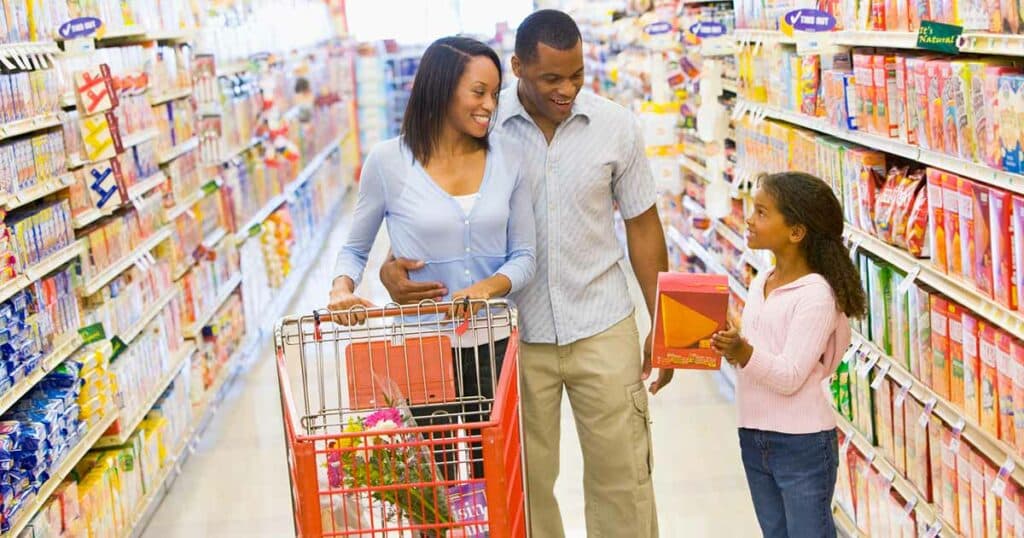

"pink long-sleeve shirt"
[736, 270, 851, 434]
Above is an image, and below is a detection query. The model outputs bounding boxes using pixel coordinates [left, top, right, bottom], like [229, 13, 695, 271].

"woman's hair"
[759, 171, 868, 319]
[401, 36, 502, 165]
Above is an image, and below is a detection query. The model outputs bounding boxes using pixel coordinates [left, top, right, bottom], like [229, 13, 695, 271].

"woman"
[329, 36, 535, 480]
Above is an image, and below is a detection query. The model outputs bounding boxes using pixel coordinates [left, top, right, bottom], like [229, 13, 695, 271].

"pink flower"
[364, 408, 402, 430]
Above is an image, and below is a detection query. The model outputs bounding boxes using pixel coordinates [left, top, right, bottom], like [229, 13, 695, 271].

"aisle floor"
[142, 205, 761, 537]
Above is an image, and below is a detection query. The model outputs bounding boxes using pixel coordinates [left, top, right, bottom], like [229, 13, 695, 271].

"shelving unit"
[2, 412, 117, 538]
[82, 226, 173, 296]
[0, 113, 61, 142]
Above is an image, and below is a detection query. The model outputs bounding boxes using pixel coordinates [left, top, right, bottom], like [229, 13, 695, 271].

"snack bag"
[893, 168, 926, 250]
[874, 166, 907, 243]
[905, 182, 931, 258]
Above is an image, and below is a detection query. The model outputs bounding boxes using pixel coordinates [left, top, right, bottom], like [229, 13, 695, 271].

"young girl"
[711, 171, 866, 538]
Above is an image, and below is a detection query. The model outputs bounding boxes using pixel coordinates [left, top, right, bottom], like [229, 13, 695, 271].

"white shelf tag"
[870, 362, 891, 390]
[918, 397, 937, 429]
[992, 457, 1016, 499]
[897, 265, 922, 295]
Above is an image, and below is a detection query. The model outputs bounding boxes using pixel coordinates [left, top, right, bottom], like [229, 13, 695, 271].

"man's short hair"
[515, 9, 582, 64]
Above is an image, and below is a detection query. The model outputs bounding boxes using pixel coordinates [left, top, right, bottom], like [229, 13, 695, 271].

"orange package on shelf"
[973, 186, 996, 299]
[957, 442, 974, 534]
[958, 176, 979, 285]
[949, 302, 967, 409]
[978, 322, 1000, 438]
[651, 272, 729, 370]
[931, 295, 952, 399]
[990, 188, 1015, 309]
[943, 172, 964, 277]
[962, 310, 981, 424]
[941, 428, 961, 529]
[996, 330, 1017, 446]
[929, 414, 946, 506]
[926, 169, 947, 273]
[1014, 338, 1024, 458]
[969, 450, 987, 538]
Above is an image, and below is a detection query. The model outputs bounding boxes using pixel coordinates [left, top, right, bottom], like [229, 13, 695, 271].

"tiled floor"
[142, 208, 761, 537]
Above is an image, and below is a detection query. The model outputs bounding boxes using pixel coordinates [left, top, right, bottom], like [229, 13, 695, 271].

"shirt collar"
[497, 84, 592, 127]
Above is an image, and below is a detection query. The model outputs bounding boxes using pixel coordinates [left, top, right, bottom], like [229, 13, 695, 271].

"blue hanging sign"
[783, 9, 837, 32]
[689, 21, 728, 38]
[58, 17, 102, 39]
[644, 21, 673, 36]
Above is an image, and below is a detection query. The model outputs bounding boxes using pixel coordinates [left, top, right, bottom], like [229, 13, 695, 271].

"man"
[379, 10, 672, 537]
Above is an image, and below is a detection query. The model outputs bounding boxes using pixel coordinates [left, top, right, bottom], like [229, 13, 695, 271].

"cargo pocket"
[628, 381, 653, 484]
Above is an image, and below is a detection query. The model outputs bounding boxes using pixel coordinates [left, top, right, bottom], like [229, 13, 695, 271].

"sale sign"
[85, 159, 124, 210]
[79, 113, 120, 163]
[74, 64, 118, 115]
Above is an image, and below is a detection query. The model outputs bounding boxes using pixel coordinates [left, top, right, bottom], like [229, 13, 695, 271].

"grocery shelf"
[73, 205, 121, 229]
[734, 28, 796, 44]
[95, 25, 148, 41]
[0, 113, 61, 142]
[218, 137, 261, 164]
[121, 429, 191, 538]
[714, 220, 746, 253]
[121, 128, 160, 149]
[0, 41, 59, 70]
[739, 100, 1024, 196]
[149, 87, 193, 106]
[721, 79, 738, 94]
[117, 288, 179, 345]
[158, 137, 199, 164]
[0, 333, 84, 419]
[3, 411, 117, 538]
[165, 179, 220, 221]
[94, 343, 194, 449]
[844, 226, 1024, 341]
[233, 139, 342, 243]
[184, 274, 243, 339]
[834, 412, 957, 536]
[679, 154, 709, 180]
[0, 240, 86, 305]
[202, 227, 228, 250]
[832, 504, 863, 538]
[82, 226, 173, 296]
[4, 173, 75, 211]
[127, 171, 168, 200]
[851, 330, 1024, 487]
[216, 61, 252, 78]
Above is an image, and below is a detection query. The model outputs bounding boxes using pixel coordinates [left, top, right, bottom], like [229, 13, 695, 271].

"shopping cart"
[274, 299, 527, 537]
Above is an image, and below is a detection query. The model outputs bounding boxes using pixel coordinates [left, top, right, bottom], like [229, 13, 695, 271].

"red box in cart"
[651, 273, 729, 370]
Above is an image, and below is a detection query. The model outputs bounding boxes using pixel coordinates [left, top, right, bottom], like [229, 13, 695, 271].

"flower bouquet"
[325, 405, 452, 537]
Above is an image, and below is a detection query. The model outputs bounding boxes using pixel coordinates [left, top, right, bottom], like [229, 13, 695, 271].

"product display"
[0, 1, 356, 535]
[573, 0, 1024, 534]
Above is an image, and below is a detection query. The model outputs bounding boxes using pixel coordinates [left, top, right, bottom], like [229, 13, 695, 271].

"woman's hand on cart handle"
[642, 330, 675, 395]
[329, 276, 376, 325]
[379, 256, 447, 304]
[448, 275, 511, 319]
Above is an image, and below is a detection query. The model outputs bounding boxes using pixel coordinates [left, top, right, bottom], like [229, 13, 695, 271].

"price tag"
[879, 468, 897, 489]
[918, 397, 938, 428]
[924, 520, 943, 538]
[991, 457, 1016, 499]
[841, 345, 858, 364]
[948, 418, 966, 453]
[864, 448, 876, 465]
[897, 265, 922, 295]
[858, 353, 880, 379]
[840, 429, 853, 456]
[849, 236, 864, 262]
[902, 496, 918, 519]
[871, 362, 892, 390]
[894, 378, 913, 408]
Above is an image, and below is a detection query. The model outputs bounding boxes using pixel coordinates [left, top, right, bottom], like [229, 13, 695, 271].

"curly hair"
[759, 172, 868, 319]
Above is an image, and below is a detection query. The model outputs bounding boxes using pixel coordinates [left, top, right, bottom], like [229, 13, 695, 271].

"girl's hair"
[401, 36, 502, 166]
[759, 171, 868, 319]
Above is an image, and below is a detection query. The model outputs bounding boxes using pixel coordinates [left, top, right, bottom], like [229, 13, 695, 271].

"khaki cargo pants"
[520, 315, 658, 538]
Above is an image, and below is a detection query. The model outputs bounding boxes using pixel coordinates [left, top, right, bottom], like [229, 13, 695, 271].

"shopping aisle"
[142, 199, 760, 537]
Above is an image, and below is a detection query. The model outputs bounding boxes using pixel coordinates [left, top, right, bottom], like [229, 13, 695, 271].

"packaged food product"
[941, 428, 961, 526]
[986, 188, 1014, 310]
[927, 169, 947, 272]
[957, 176, 978, 284]
[997, 330, 1017, 445]
[651, 273, 729, 369]
[911, 284, 933, 388]
[943, 173, 963, 277]
[893, 169, 926, 251]
[1014, 338, 1024, 458]
[908, 57, 932, 148]
[949, 303, 966, 408]
[979, 322, 999, 436]
[950, 61, 973, 161]
[1001, 75, 1024, 173]
[931, 295, 952, 399]
[1013, 195, 1024, 312]
[972, 184, 994, 298]
[957, 442, 973, 532]
[875, 166, 907, 243]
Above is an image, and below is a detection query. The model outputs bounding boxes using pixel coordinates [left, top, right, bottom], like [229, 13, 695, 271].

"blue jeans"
[739, 428, 839, 538]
